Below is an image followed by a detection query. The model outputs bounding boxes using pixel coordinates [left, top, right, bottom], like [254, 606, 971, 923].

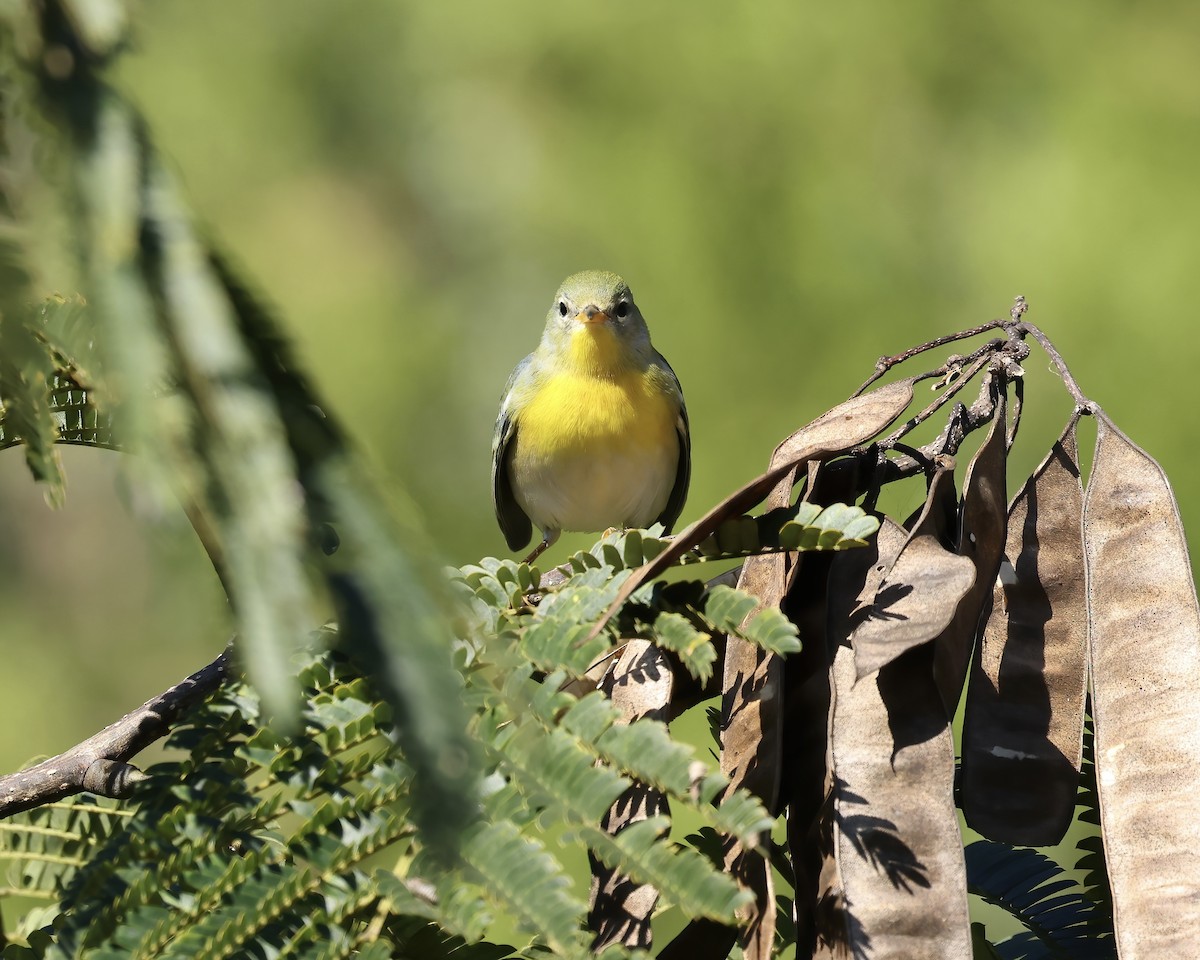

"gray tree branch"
[0, 644, 234, 818]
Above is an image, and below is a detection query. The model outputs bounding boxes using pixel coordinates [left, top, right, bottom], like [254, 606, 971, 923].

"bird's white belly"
[511, 442, 677, 534]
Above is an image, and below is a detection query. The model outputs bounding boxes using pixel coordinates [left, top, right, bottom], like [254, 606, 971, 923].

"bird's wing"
[652, 352, 691, 534]
[492, 355, 534, 551]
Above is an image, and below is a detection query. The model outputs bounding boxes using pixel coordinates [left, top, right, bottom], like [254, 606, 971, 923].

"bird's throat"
[567, 323, 628, 377]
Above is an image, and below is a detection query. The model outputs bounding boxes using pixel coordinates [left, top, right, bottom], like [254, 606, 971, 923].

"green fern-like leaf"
[702, 583, 758, 633]
[777, 501, 880, 550]
[709, 787, 776, 847]
[650, 611, 717, 682]
[460, 821, 590, 958]
[0, 797, 127, 900]
[519, 569, 629, 675]
[691, 500, 879, 561]
[577, 818, 749, 923]
[497, 722, 631, 824]
[965, 841, 1115, 959]
[593, 715, 695, 797]
[703, 584, 801, 654]
[738, 605, 802, 654]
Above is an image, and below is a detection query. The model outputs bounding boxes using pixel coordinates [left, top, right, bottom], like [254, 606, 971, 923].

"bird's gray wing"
[492, 355, 534, 551]
[652, 352, 691, 534]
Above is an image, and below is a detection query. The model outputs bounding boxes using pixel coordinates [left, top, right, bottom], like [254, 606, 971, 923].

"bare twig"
[878, 351, 997, 449]
[1010, 294, 1029, 323]
[823, 367, 1008, 492]
[843, 300, 1094, 487]
[854, 318, 1010, 396]
[0, 645, 234, 818]
[1018, 321, 1097, 414]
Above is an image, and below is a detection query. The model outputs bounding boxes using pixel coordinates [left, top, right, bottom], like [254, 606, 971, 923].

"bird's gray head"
[540, 270, 654, 365]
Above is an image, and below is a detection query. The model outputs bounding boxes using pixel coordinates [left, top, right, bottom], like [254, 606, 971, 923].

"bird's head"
[541, 270, 653, 373]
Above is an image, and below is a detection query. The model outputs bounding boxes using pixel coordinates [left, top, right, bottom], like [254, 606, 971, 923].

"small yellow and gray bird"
[491, 270, 690, 563]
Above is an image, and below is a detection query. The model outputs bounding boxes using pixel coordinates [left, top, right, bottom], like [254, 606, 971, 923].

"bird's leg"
[522, 529, 560, 565]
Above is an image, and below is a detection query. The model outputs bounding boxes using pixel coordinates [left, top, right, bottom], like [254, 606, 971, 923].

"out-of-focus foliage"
[0, 0, 477, 854]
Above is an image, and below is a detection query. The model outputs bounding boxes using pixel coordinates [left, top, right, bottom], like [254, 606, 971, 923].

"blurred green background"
[2, 0, 1198, 841]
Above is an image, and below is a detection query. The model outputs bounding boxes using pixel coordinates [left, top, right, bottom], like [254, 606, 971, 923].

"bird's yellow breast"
[516, 366, 676, 461]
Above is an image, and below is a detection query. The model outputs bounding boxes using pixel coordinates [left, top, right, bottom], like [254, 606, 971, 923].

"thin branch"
[839, 299, 1097, 489]
[1017, 320, 1097, 414]
[824, 366, 1009, 491]
[878, 350, 998, 449]
[0, 644, 234, 818]
[854, 318, 1010, 396]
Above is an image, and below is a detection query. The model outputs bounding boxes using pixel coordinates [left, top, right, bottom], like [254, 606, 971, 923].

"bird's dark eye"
[615, 301, 630, 318]
[558, 300, 568, 317]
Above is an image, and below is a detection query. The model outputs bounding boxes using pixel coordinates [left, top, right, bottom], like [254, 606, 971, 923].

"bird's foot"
[522, 541, 549, 565]
[522, 529, 560, 566]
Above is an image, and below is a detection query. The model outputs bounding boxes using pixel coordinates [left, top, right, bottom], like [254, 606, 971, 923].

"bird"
[491, 270, 690, 564]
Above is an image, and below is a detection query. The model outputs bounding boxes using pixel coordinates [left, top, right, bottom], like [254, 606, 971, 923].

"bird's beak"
[576, 304, 609, 325]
